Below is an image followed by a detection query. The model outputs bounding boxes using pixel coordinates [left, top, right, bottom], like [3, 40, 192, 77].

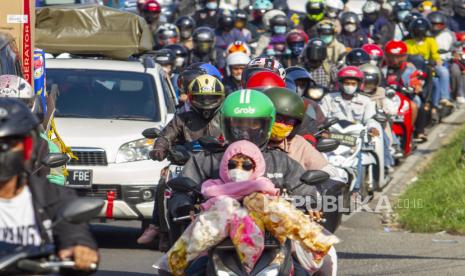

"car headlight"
[256, 264, 280, 276]
[115, 138, 154, 163]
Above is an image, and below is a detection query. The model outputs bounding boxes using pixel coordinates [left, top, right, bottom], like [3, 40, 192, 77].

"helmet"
[427, 11, 446, 35]
[154, 24, 179, 47]
[274, 1, 290, 14]
[175, 16, 196, 40]
[178, 67, 206, 94]
[286, 30, 309, 56]
[269, 14, 288, 35]
[285, 66, 316, 97]
[362, 1, 381, 23]
[188, 74, 225, 117]
[226, 41, 252, 56]
[384, 40, 408, 55]
[337, 66, 364, 91]
[0, 75, 36, 110]
[264, 87, 305, 140]
[192, 27, 215, 54]
[253, 0, 273, 10]
[221, 89, 275, 146]
[234, 9, 248, 29]
[245, 71, 286, 90]
[361, 44, 384, 66]
[242, 57, 286, 83]
[227, 52, 251, 67]
[317, 21, 336, 44]
[0, 98, 40, 139]
[456, 0, 465, 17]
[143, 0, 161, 13]
[402, 12, 424, 28]
[418, 1, 437, 14]
[359, 63, 381, 94]
[306, 0, 325, 22]
[393, 0, 413, 22]
[189, 62, 223, 81]
[218, 10, 235, 32]
[408, 17, 431, 40]
[325, 0, 344, 19]
[340, 11, 360, 33]
[304, 38, 327, 62]
[346, 48, 371, 66]
[153, 48, 176, 66]
[164, 44, 189, 69]
[262, 10, 286, 31]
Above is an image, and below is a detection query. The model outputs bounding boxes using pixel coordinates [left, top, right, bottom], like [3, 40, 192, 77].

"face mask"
[0, 150, 24, 182]
[270, 122, 294, 141]
[181, 30, 192, 39]
[344, 23, 357, 33]
[228, 168, 253, 182]
[327, 11, 338, 19]
[206, 2, 217, 10]
[290, 42, 305, 56]
[396, 11, 410, 22]
[296, 86, 305, 96]
[273, 26, 287, 34]
[343, 84, 358, 95]
[175, 57, 185, 68]
[320, 35, 334, 44]
[233, 74, 242, 81]
[196, 42, 211, 54]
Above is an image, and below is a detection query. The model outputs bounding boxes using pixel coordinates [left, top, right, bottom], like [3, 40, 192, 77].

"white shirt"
[0, 186, 42, 246]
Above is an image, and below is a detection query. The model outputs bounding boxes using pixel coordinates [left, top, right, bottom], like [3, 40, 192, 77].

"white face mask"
[344, 23, 357, 33]
[228, 169, 253, 182]
[233, 74, 242, 81]
[343, 84, 357, 95]
[175, 57, 185, 68]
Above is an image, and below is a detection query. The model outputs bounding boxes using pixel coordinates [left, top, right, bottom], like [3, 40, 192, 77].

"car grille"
[76, 185, 121, 200]
[70, 148, 108, 166]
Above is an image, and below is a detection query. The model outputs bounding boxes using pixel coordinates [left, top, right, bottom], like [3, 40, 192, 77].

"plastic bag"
[229, 208, 265, 273]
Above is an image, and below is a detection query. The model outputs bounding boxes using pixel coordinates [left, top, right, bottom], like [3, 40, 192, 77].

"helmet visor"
[223, 117, 271, 146]
[195, 42, 212, 53]
[191, 94, 223, 110]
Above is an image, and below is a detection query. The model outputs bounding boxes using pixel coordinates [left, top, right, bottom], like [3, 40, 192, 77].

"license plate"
[66, 170, 92, 188]
[330, 133, 357, 147]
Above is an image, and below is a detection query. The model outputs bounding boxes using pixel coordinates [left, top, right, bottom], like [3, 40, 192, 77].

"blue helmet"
[188, 62, 223, 81]
[253, 0, 273, 10]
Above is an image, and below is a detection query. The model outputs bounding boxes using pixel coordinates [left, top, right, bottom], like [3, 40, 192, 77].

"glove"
[149, 149, 166, 161]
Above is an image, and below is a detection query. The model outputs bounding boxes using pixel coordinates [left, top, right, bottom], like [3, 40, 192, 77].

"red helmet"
[338, 66, 364, 82]
[143, 0, 161, 13]
[286, 29, 309, 44]
[362, 44, 384, 64]
[245, 71, 286, 90]
[384, 40, 408, 56]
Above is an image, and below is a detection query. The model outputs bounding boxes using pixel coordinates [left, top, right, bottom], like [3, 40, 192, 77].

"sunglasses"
[227, 159, 255, 171]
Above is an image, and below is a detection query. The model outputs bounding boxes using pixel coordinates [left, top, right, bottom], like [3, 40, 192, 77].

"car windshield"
[47, 69, 160, 121]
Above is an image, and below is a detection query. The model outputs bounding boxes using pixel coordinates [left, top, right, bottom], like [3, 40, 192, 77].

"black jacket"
[29, 175, 97, 251]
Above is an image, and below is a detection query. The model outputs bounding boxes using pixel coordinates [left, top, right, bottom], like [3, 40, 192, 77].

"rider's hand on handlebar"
[149, 149, 166, 161]
[369, 128, 380, 137]
[309, 210, 323, 222]
[58, 245, 98, 271]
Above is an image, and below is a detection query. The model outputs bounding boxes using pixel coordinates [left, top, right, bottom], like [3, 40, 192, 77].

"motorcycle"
[0, 198, 103, 275]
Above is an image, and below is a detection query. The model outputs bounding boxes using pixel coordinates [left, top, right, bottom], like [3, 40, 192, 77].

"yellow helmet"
[418, 1, 437, 13]
[188, 74, 225, 114]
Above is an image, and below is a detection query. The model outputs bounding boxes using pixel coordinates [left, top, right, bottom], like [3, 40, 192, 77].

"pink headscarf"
[201, 140, 279, 210]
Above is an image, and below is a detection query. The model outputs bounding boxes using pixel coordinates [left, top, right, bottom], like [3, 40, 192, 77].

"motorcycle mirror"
[373, 113, 388, 124]
[41, 153, 70, 168]
[198, 136, 224, 152]
[300, 170, 330, 186]
[167, 177, 201, 194]
[60, 198, 104, 224]
[142, 128, 161, 139]
[316, 138, 340, 153]
[319, 117, 339, 130]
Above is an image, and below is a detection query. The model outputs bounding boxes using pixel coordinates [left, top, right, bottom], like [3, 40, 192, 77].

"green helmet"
[263, 87, 305, 122]
[221, 89, 276, 146]
[306, 0, 325, 22]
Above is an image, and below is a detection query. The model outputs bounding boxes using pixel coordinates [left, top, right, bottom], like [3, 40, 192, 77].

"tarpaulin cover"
[36, 5, 153, 59]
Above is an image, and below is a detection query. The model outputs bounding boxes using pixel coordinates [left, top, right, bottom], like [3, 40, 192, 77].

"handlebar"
[17, 259, 97, 274]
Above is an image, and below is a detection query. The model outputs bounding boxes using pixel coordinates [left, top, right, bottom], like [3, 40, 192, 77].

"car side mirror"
[142, 128, 161, 139]
[373, 112, 388, 124]
[41, 153, 70, 168]
[60, 198, 104, 224]
[316, 138, 340, 153]
[300, 170, 330, 186]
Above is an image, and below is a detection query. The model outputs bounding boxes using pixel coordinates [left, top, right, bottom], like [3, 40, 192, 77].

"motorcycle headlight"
[256, 264, 280, 276]
[116, 138, 154, 163]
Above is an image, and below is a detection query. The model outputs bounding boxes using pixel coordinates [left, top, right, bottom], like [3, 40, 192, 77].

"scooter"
[0, 198, 103, 275]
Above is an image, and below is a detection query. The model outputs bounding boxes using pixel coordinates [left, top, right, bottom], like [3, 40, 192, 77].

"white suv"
[46, 57, 176, 221]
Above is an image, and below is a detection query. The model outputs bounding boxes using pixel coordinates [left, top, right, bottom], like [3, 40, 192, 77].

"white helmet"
[227, 52, 251, 67]
[362, 1, 381, 14]
[0, 75, 36, 109]
[325, 0, 344, 10]
[262, 10, 286, 31]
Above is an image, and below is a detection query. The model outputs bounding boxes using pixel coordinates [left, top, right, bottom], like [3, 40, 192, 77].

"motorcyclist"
[254, 10, 288, 57]
[153, 23, 180, 50]
[164, 44, 189, 73]
[141, 0, 161, 33]
[319, 66, 381, 138]
[193, 0, 220, 29]
[247, 0, 274, 40]
[317, 20, 346, 66]
[452, 0, 465, 31]
[378, 0, 412, 43]
[286, 29, 309, 66]
[302, 38, 337, 89]
[323, 0, 343, 34]
[175, 16, 196, 50]
[362, 43, 384, 67]
[214, 9, 248, 59]
[0, 98, 98, 270]
[137, 74, 224, 245]
[153, 49, 180, 98]
[224, 52, 251, 94]
[264, 14, 292, 64]
[189, 27, 219, 66]
[360, 0, 388, 42]
[404, 17, 454, 115]
[234, 9, 252, 42]
[345, 48, 371, 67]
[300, 0, 326, 37]
[338, 11, 368, 49]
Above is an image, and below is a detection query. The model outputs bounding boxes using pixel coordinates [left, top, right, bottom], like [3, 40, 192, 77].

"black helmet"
[317, 21, 336, 35]
[346, 48, 371, 66]
[274, 1, 290, 14]
[427, 11, 446, 35]
[402, 12, 423, 28]
[164, 44, 189, 69]
[154, 23, 179, 48]
[408, 17, 431, 40]
[192, 27, 215, 54]
[218, 10, 235, 32]
[235, 9, 248, 21]
[175, 16, 196, 40]
[153, 49, 176, 66]
[305, 38, 327, 62]
[269, 14, 288, 35]
[393, 0, 412, 22]
[0, 98, 39, 138]
[340, 11, 360, 25]
[177, 67, 207, 94]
